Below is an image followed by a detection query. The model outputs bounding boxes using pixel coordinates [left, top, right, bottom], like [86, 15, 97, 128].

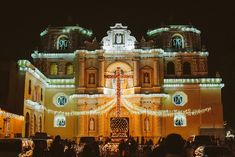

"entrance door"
[110, 117, 129, 138]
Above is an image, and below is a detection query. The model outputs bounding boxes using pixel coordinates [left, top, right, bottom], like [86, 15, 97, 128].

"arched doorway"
[25, 112, 30, 137]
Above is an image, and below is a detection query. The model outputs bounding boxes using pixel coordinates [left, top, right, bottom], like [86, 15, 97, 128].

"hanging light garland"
[121, 98, 211, 117]
[25, 98, 212, 118]
[25, 99, 116, 116]
[0, 109, 24, 120]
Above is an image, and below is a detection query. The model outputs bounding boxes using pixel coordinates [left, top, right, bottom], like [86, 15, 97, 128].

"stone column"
[58, 60, 65, 76]
[153, 58, 159, 86]
[133, 59, 140, 87]
[152, 102, 161, 142]
[98, 59, 104, 87]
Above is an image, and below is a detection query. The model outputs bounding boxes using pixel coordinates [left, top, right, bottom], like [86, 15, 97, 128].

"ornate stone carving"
[102, 23, 136, 51]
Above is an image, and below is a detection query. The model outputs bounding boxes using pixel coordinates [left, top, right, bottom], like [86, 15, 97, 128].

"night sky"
[1, 1, 235, 129]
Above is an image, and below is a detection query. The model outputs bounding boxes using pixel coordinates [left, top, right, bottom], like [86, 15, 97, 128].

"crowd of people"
[31, 134, 235, 157]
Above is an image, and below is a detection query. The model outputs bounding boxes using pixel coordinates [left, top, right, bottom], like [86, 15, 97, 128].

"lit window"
[50, 63, 58, 75]
[174, 114, 187, 127]
[57, 35, 69, 50]
[39, 117, 42, 132]
[171, 35, 184, 49]
[40, 88, 43, 101]
[54, 114, 66, 127]
[28, 80, 31, 95]
[53, 93, 69, 107]
[167, 62, 175, 75]
[34, 115, 37, 133]
[66, 63, 74, 75]
[57, 95, 67, 106]
[183, 62, 191, 75]
[172, 91, 188, 106]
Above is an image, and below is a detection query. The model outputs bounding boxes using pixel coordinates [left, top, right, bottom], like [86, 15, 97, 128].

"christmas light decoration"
[162, 51, 209, 57]
[123, 94, 169, 98]
[164, 78, 224, 88]
[25, 98, 211, 118]
[25, 99, 116, 116]
[18, 60, 75, 88]
[70, 94, 115, 99]
[40, 26, 93, 37]
[0, 109, 24, 120]
[32, 51, 75, 59]
[164, 78, 222, 84]
[122, 98, 211, 117]
[147, 25, 201, 36]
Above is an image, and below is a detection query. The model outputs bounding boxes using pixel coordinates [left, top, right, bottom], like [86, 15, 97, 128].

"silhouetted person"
[141, 137, 145, 145]
[129, 138, 138, 157]
[33, 140, 45, 157]
[49, 135, 65, 157]
[164, 133, 186, 157]
[64, 142, 76, 157]
[151, 138, 166, 157]
[119, 139, 126, 157]
[82, 143, 93, 157]
[93, 141, 100, 157]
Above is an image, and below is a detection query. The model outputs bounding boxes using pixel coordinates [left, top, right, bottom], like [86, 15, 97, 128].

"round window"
[172, 91, 188, 106]
[53, 93, 68, 107]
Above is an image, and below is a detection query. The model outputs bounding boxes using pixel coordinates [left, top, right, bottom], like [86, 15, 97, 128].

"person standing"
[49, 135, 65, 157]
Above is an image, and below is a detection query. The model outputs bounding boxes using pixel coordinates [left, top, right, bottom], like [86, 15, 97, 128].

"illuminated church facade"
[18, 23, 224, 141]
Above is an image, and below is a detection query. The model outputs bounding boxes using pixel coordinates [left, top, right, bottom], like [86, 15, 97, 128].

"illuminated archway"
[171, 33, 184, 49]
[56, 35, 69, 50]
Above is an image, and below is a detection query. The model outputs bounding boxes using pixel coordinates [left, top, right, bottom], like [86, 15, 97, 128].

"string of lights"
[0, 109, 24, 120]
[25, 98, 211, 117]
[121, 98, 211, 117]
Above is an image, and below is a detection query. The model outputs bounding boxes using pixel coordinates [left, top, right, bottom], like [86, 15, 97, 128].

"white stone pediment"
[102, 23, 136, 51]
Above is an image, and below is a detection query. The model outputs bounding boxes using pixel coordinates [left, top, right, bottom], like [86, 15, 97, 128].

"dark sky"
[1, 1, 235, 129]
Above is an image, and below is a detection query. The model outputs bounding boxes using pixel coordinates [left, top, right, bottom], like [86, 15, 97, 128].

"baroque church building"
[17, 23, 224, 141]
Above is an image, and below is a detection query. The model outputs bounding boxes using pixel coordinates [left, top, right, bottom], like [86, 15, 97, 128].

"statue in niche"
[144, 73, 150, 83]
[144, 117, 150, 131]
[114, 33, 124, 44]
[89, 118, 95, 131]
[89, 73, 95, 84]
[199, 61, 205, 72]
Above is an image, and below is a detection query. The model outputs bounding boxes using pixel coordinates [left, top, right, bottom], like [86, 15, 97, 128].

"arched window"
[34, 115, 37, 134]
[39, 117, 42, 132]
[65, 63, 74, 75]
[167, 62, 175, 75]
[171, 34, 184, 49]
[89, 118, 95, 131]
[183, 62, 191, 75]
[57, 35, 69, 50]
[40, 88, 43, 101]
[25, 113, 30, 137]
[50, 63, 58, 75]
[28, 80, 31, 95]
